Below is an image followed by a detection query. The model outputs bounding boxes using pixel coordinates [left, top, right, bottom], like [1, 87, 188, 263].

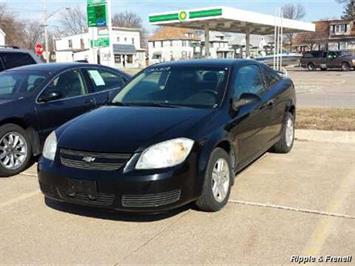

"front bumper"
[38, 155, 201, 213]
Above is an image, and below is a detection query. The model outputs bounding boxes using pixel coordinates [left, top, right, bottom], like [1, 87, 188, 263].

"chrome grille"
[57, 189, 115, 207]
[122, 190, 181, 208]
[60, 148, 131, 171]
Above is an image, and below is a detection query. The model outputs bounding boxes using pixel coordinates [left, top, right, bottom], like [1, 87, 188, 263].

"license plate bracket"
[67, 179, 97, 195]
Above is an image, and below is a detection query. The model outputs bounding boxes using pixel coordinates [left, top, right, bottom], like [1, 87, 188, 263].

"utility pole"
[44, 0, 49, 62]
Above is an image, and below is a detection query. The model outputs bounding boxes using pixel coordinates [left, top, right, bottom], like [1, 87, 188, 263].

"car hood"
[57, 105, 214, 153]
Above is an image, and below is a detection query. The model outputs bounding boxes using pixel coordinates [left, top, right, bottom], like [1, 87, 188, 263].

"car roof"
[0, 47, 33, 53]
[150, 59, 253, 68]
[4, 63, 115, 74]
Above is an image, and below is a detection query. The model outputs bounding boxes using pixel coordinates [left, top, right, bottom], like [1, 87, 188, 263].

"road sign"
[35, 43, 44, 56]
[90, 37, 110, 48]
[87, 0, 107, 27]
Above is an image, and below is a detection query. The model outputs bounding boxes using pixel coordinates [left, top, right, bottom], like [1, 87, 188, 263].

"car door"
[35, 69, 96, 142]
[81, 67, 128, 107]
[229, 64, 271, 164]
[261, 65, 286, 142]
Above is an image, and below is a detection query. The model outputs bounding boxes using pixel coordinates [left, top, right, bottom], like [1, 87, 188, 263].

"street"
[288, 69, 355, 108]
[1, 130, 354, 264]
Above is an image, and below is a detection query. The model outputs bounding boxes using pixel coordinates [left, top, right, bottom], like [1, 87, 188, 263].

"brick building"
[294, 19, 355, 52]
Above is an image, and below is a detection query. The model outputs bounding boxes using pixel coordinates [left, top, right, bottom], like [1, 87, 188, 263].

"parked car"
[0, 46, 42, 72]
[300, 50, 355, 71]
[0, 63, 130, 176]
[38, 59, 296, 213]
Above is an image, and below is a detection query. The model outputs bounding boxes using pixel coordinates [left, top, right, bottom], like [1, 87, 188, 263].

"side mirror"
[232, 93, 260, 110]
[38, 91, 62, 103]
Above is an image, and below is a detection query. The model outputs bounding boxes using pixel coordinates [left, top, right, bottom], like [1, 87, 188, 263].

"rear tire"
[341, 62, 351, 71]
[0, 124, 32, 177]
[272, 113, 295, 154]
[196, 148, 232, 212]
[307, 63, 316, 71]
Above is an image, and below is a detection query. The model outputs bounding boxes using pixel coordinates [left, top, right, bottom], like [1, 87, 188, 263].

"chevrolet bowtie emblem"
[82, 156, 96, 163]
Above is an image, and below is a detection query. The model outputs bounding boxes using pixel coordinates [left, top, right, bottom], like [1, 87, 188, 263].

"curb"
[296, 129, 355, 144]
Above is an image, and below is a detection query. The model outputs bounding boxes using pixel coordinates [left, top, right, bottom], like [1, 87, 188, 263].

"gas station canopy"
[149, 6, 315, 34]
[149, 6, 315, 68]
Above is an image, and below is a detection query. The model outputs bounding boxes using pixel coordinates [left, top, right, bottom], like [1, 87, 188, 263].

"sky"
[0, 0, 345, 32]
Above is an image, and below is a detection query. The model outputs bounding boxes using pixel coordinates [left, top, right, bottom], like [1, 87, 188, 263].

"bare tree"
[57, 6, 87, 37]
[112, 11, 142, 28]
[281, 3, 306, 51]
[22, 21, 44, 50]
[0, 3, 25, 46]
[336, 0, 355, 19]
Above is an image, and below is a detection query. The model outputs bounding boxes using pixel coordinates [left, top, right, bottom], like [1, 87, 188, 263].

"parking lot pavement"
[1, 130, 354, 264]
[288, 70, 355, 108]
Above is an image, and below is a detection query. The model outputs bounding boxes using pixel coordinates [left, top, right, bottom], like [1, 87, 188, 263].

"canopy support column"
[204, 24, 210, 58]
[245, 27, 250, 58]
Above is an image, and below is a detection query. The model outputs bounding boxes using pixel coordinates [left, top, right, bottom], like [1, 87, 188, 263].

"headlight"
[352, 59, 355, 65]
[136, 138, 194, 169]
[42, 131, 57, 161]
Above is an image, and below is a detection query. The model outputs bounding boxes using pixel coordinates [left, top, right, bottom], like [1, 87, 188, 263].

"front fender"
[194, 129, 235, 196]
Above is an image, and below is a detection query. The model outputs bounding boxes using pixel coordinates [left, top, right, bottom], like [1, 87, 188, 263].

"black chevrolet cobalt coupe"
[38, 59, 296, 212]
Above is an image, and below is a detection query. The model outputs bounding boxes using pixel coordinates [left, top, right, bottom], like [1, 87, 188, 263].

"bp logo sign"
[178, 11, 188, 21]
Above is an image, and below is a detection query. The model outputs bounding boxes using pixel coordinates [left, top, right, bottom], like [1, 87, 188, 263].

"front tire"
[0, 124, 32, 177]
[272, 113, 295, 154]
[196, 148, 232, 212]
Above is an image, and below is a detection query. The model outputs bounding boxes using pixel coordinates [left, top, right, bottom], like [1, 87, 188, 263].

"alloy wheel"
[0, 132, 28, 170]
[211, 158, 230, 203]
[285, 117, 294, 148]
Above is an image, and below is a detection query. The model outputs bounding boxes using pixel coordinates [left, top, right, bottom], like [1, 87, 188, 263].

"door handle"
[85, 98, 96, 105]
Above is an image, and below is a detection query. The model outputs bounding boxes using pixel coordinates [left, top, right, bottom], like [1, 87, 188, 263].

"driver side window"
[233, 65, 265, 99]
[42, 70, 87, 100]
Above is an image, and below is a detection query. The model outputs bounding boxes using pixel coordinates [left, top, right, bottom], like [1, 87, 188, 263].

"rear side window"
[1, 52, 36, 70]
[84, 68, 126, 92]
[262, 66, 280, 88]
[311, 51, 323, 58]
[303, 52, 313, 58]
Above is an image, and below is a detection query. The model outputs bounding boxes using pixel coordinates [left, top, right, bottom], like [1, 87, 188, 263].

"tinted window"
[0, 71, 47, 98]
[326, 51, 341, 58]
[113, 66, 228, 108]
[1, 52, 36, 70]
[41, 70, 87, 100]
[233, 65, 265, 98]
[85, 69, 126, 92]
[303, 52, 313, 58]
[0, 58, 4, 72]
[262, 66, 280, 88]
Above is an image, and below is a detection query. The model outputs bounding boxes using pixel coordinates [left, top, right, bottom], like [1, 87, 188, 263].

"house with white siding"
[55, 27, 145, 68]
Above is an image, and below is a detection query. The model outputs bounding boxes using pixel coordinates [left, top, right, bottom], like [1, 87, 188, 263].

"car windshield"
[0, 71, 47, 98]
[112, 66, 229, 108]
